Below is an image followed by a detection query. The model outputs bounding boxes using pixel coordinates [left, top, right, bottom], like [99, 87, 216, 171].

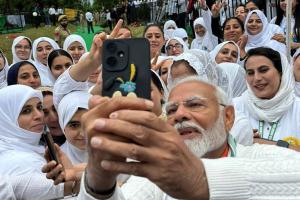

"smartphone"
[42, 126, 60, 164]
[102, 38, 151, 99]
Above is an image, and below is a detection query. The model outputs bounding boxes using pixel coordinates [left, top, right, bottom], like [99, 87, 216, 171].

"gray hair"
[167, 75, 231, 106]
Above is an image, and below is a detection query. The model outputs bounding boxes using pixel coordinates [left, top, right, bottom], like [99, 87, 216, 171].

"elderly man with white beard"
[78, 76, 300, 200]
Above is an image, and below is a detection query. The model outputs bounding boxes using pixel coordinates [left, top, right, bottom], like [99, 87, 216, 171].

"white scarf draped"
[245, 10, 286, 55]
[163, 20, 178, 40]
[165, 37, 189, 55]
[63, 34, 88, 53]
[241, 53, 295, 122]
[191, 17, 218, 52]
[11, 36, 34, 64]
[57, 90, 91, 164]
[0, 85, 44, 154]
[209, 41, 241, 64]
[32, 37, 59, 86]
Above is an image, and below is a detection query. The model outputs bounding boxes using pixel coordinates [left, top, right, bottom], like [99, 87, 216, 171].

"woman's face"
[160, 59, 173, 85]
[144, 26, 165, 58]
[50, 55, 73, 80]
[245, 55, 281, 99]
[215, 43, 239, 64]
[151, 81, 163, 116]
[18, 97, 44, 133]
[293, 55, 300, 82]
[170, 62, 197, 80]
[88, 67, 101, 84]
[166, 39, 184, 56]
[43, 94, 63, 136]
[195, 24, 206, 37]
[245, 2, 259, 12]
[246, 13, 263, 35]
[223, 19, 244, 42]
[15, 39, 31, 60]
[17, 64, 41, 89]
[67, 41, 86, 64]
[36, 41, 53, 66]
[280, 0, 297, 12]
[0, 55, 4, 70]
[235, 6, 247, 22]
[64, 109, 87, 150]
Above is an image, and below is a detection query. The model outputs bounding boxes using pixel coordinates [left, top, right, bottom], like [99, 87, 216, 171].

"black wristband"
[84, 169, 116, 199]
[276, 140, 290, 148]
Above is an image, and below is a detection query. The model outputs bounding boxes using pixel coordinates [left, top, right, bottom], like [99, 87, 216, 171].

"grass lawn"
[0, 24, 145, 64]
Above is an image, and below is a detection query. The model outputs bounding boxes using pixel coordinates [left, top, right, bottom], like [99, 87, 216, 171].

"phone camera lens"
[107, 43, 117, 53]
[107, 57, 117, 66]
[118, 51, 125, 58]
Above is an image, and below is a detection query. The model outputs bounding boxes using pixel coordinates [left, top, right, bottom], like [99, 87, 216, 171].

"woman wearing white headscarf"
[0, 85, 73, 199]
[191, 17, 218, 52]
[210, 41, 241, 64]
[32, 37, 59, 86]
[11, 36, 33, 64]
[234, 47, 300, 148]
[218, 62, 247, 98]
[58, 91, 91, 164]
[63, 34, 87, 64]
[163, 20, 178, 41]
[244, 10, 286, 55]
[0, 49, 9, 89]
[293, 48, 300, 97]
[165, 37, 189, 56]
[172, 28, 189, 47]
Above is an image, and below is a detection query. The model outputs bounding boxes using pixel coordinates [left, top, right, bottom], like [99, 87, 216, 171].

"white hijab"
[172, 28, 189, 47]
[58, 90, 91, 164]
[163, 20, 178, 40]
[32, 37, 59, 86]
[241, 53, 295, 122]
[11, 36, 34, 64]
[191, 17, 218, 52]
[63, 34, 88, 53]
[0, 50, 9, 89]
[218, 62, 247, 98]
[245, 10, 286, 55]
[165, 37, 189, 56]
[0, 85, 44, 154]
[293, 48, 300, 97]
[209, 41, 241, 64]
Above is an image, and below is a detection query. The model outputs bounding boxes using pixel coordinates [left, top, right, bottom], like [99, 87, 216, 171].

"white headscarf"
[218, 62, 247, 97]
[241, 52, 295, 122]
[0, 85, 44, 154]
[163, 20, 178, 40]
[191, 17, 218, 52]
[11, 36, 33, 64]
[244, 10, 286, 55]
[32, 37, 59, 86]
[172, 28, 189, 46]
[0, 50, 9, 89]
[63, 34, 88, 53]
[209, 41, 241, 64]
[58, 91, 91, 164]
[293, 48, 300, 97]
[165, 37, 189, 56]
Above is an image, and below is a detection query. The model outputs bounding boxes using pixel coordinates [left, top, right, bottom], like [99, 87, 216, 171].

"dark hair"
[245, 0, 261, 10]
[143, 24, 164, 37]
[244, 47, 282, 74]
[47, 49, 73, 69]
[275, 0, 300, 41]
[222, 17, 245, 33]
[7, 61, 38, 85]
[171, 60, 197, 74]
[235, 4, 246, 11]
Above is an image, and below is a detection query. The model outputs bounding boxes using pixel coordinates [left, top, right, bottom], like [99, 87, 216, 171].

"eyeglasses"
[165, 96, 226, 118]
[166, 43, 183, 51]
[15, 45, 31, 50]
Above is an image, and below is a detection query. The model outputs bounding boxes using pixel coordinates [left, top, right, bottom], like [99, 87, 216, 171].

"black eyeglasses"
[166, 43, 183, 51]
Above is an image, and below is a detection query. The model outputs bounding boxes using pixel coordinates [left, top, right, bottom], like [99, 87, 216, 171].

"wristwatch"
[276, 140, 290, 148]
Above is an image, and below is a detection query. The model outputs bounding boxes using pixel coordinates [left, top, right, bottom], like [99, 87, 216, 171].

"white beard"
[174, 112, 227, 159]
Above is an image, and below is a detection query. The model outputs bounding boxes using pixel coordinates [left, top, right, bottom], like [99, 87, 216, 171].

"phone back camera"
[118, 51, 125, 58]
[107, 42, 117, 53]
[107, 57, 117, 66]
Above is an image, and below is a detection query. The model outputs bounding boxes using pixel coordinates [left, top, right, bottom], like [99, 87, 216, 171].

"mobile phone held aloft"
[102, 38, 151, 100]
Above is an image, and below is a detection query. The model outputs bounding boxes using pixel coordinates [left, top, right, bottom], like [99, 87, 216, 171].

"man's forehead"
[168, 80, 217, 101]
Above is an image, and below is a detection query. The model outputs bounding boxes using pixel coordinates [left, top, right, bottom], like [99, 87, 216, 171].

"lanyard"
[258, 120, 279, 141]
[224, 134, 237, 157]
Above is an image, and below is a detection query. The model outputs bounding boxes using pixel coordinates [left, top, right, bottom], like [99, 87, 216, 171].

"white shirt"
[295, 81, 300, 97]
[49, 7, 56, 15]
[78, 143, 300, 199]
[234, 96, 300, 143]
[86, 12, 94, 22]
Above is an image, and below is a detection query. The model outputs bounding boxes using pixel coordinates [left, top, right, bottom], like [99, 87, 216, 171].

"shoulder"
[270, 16, 277, 24]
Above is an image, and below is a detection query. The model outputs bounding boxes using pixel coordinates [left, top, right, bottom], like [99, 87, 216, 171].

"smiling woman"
[234, 47, 300, 147]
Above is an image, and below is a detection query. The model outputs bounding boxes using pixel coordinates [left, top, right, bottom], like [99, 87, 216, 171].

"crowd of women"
[0, 0, 300, 199]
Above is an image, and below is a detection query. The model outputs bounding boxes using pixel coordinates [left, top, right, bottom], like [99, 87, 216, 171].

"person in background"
[63, 34, 87, 64]
[143, 24, 165, 59]
[293, 48, 300, 97]
[0, 49, 9, 89]
[43, 5, 51, 27]
[49, 5, 56, 26]
[48, 49, 74, 80]
[11, 36, 33, 64]
[85, 10, 95, 34]
[54, 15, 71, 48]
